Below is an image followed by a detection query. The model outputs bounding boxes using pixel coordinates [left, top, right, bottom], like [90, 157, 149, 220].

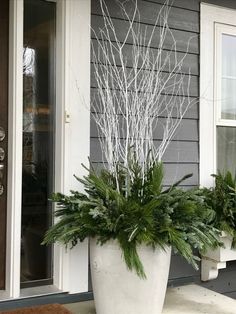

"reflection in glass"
[217, 126, 236, 174]
[21, 0, 56, 284]
[222, 34, 236, 77]
[221, 34, 236, 120]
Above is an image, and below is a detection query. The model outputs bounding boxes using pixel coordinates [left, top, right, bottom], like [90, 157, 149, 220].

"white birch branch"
[91, 0, 197, 181]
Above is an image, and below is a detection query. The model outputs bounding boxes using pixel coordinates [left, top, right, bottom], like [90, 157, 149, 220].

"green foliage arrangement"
[43, 157, 220, 278]
[202, 171, 236, 247]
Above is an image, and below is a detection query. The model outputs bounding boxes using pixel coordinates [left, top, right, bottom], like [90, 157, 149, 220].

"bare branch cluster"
[91, 0, 196, 178]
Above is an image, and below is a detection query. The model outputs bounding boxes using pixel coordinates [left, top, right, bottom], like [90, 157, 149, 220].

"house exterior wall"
[90, 0, 236, 299]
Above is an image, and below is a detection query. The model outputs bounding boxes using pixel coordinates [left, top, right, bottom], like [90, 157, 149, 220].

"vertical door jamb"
[54, 0, 91, 293]
[6, 0, 23, 299]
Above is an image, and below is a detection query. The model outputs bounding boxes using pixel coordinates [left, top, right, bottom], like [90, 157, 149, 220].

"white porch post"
[54, 0, 91, 293]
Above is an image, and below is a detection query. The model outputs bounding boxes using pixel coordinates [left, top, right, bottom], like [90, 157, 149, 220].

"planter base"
[90, 239, 171, 314]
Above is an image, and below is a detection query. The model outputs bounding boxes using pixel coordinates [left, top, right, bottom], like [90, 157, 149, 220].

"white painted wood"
[66, 0, 91, 294]
[203, 233, 236, 261]
[200, 3, 236, 187]
[5, 0, 24, 299]
[201, 258, 226, 281]
[53, 0, 70, 293]
[201, 233, 236, 281]
[54, 0, 91, 294]
[200, 3, 215, 187]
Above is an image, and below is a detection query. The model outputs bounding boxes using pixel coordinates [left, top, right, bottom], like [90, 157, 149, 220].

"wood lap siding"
[90, 0, 200, 189]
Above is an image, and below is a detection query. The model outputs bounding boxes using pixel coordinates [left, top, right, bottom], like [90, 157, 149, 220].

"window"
[200, 4, 236, 187]
[215, 24, 236, 174]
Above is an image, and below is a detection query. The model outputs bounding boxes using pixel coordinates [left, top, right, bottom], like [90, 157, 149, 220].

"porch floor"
[64, 284, 236, 314]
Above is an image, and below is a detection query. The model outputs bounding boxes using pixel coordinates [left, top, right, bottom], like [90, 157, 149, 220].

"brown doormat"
[0, 304, 72, 314]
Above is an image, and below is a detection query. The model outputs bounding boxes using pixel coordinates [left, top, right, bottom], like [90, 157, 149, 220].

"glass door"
[0, 0, 9, 291]
[21, 0, 56, 286]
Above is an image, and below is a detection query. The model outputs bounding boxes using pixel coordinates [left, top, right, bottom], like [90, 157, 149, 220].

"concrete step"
[64, 284, 236, 314]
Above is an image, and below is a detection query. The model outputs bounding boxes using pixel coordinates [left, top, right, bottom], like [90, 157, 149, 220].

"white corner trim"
[200, 3, 215, 187]
[200, 3, 236, 187]
[6, 0, 23, 298]
[54, 0, 91, 294]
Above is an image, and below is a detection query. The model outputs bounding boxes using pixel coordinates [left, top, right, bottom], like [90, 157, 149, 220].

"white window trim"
[54, 0, 91, 294]
[200, 3, 236, 187]
[2, 0, 91, 300]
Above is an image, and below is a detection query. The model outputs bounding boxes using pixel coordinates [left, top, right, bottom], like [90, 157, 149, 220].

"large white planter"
[90, 238, 171, 314]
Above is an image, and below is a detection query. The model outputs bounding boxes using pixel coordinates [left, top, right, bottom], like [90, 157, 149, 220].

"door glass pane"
[217, 126, 236, 174]
[21, 0, 56, 284]
[221, 34, 236, 120]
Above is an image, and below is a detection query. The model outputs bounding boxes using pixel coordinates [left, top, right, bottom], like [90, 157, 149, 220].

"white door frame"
[2, 0, 91, 300]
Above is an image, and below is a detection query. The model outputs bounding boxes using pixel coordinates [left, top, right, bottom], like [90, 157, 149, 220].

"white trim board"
[6, 0, 24, 299]
[54, 0, 91, 294]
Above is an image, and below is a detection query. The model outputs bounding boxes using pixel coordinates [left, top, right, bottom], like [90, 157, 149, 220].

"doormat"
[0, 304, 72, 314]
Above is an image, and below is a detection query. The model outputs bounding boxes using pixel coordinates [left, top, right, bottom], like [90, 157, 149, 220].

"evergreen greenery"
[43, 158, 220, 278]
[202, 171, 236, 247]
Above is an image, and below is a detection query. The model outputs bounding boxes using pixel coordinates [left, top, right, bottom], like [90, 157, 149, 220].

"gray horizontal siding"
[91, 40, 199, 75]
[91, 116, 198, 141]
[91, 1, 199, 32]
[91, 90, 199, 119]
[143, 0, 200, 11]
[91, 73, 199, 97]
[91, 161, 198, 187]
[91, 16, 199, 54]
[169, 254, 199, 279]
[91, 138, 198, 163]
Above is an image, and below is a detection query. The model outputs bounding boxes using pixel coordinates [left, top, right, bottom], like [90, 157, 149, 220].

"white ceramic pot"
[90, 238, 171, 314]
